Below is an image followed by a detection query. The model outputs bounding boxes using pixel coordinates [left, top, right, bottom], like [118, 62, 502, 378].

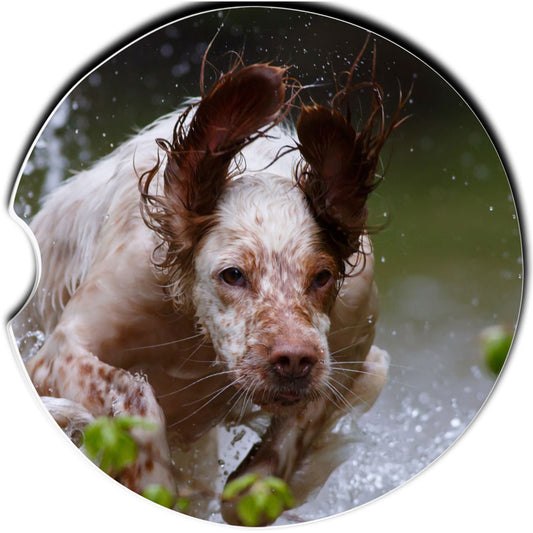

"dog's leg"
[27, 328, 175, 493]
[25, 239, 177, 494]
[221, 345, 389, 524]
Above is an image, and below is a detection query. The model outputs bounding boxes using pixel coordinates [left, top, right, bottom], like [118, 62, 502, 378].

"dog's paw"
[221, 473, 294, 526]
[41, 396, 95, 444]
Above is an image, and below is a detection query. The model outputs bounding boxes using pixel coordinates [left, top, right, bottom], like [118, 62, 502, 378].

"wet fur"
[15, 56, 404, 525]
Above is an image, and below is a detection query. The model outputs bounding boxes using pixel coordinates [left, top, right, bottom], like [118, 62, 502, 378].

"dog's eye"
[312, 269, 333, 288]
[220, 267, 245, 287]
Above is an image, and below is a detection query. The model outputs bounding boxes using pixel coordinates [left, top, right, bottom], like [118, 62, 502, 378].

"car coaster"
[8, 4, 523, 527]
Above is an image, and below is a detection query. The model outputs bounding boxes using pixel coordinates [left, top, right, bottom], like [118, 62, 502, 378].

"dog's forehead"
[223, 172, 304, 209]
[199, 172, 322, 264]
[221, 173, 318, 238]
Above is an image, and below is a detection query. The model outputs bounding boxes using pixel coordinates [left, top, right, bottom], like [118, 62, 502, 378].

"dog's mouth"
[250, 378, 318, 412]
[277, 390, 302, 402]
[268, 391, 304, 407]
[254, 394, 303, 411]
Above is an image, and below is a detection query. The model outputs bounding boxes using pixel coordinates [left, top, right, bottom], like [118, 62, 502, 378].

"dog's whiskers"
[321, 382, 354, 412]
[330, 366, 381, 379]
[125, 332, 205, 352]
[331, 359, 414, 371]
[327, 375, 370, 408]
[329, 364, 418, 390]
[157, 369, 234, 399]
[165, 336, 215, 374]
[235, 380, 258, 424]
[167, 379, 240, 428]
[182, 377, 239, 407]
[327, 324, 357, 337]
[178, 336, 208, 363]
[328, 341, 367, 358]
[220, 386, 249, 425]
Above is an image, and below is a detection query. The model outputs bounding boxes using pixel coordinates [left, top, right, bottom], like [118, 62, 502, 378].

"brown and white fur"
[14, 56, 405, 525]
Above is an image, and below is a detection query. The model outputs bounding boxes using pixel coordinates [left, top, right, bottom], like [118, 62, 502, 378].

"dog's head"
[140, 59, 406, 414]
[193, 173, 339, 413]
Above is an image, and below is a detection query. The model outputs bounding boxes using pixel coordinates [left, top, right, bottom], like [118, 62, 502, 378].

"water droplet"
[160, 43, 174, 58]
[450, 417, 461, 428]
[418, 392, 430, 405]
[88, 72, 101, 87]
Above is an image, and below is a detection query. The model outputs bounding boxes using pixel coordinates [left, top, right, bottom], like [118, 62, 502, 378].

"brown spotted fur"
[14, 53, 404, 525]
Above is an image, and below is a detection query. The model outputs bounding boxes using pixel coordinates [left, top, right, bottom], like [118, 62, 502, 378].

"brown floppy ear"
[296, 46, 409, 263]
[159, 63, 287, 221]
[140, 63, 288, 300]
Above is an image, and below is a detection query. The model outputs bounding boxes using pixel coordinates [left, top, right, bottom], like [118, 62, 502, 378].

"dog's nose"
[269, 343, 318, 378]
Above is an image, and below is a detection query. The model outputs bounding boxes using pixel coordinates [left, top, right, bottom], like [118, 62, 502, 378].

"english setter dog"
[15, 51, 406, 524]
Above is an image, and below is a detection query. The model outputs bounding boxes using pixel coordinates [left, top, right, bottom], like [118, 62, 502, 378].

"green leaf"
[222, 473, 259, 499]
[263, 492, 283, 522]
[480, 325, 513, 375]
[263, 476, 295, 507]
[176, 497, 190, 513]
[82, 416, 139, 475]
[114, 415, 157, 432]
[237, 493, 262, 527]
[223, 474, 294, 526]
[142, 484, 175, 508]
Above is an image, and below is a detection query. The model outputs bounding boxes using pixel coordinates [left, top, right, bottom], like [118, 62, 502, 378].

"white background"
[1, 1, 531, 531]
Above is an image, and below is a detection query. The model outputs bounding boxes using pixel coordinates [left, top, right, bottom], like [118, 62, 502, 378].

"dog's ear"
[139, 63, 288, 307]
[160, 64, 287, 222]
[296, 57, 409, 263]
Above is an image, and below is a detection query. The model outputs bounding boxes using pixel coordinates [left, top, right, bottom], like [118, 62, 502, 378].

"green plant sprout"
[83, 415, 155, 476]
[82, 416, 292, 524]
[480, 325, 513, 375]
[222, 473, 295, 526]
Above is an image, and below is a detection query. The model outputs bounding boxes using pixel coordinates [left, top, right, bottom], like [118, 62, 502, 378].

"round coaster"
[9, 4, 522, 527]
